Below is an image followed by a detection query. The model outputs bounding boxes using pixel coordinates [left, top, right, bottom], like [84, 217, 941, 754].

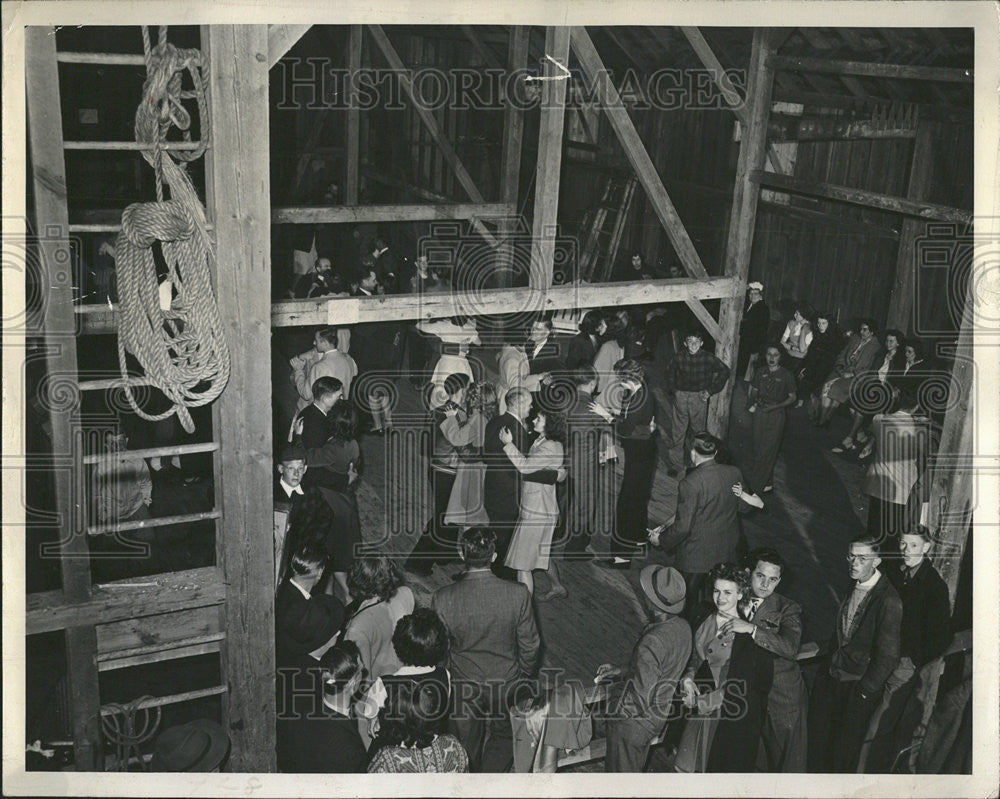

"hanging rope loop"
[114, 26, 229, 434]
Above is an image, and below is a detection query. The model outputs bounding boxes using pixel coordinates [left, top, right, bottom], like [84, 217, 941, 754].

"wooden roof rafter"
[570, 25, 725, 341]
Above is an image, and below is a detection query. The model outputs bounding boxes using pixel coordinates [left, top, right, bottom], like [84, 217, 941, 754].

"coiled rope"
[115, 26, 229, 433]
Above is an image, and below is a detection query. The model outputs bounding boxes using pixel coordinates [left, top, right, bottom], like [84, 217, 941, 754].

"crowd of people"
[267, 269, 956, 775]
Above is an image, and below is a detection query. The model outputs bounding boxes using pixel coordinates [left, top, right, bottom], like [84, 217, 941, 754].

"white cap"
[748, 281, 764, 292]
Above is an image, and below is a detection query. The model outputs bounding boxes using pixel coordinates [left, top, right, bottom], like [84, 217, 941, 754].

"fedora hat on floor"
[639, 565, 686, 614]
[151, 719, 230, 772]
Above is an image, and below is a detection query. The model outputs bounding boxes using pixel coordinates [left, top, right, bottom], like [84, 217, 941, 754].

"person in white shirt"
[291, 327, 358, 410]
[498, 321, 552, 411]
[780, 306, 813, 366]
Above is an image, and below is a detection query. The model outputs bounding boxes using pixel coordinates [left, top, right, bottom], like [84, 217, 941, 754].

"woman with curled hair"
[343, 555, 414, 681]
[566, 310, 607, 370]
[591, 359, 657, 569]
[367, 678, 469, 773]
[498, 409, 568, 600]
[358, 608, 452, 745]
[675, 562, 773, 773]
[443, 381, 500, 529]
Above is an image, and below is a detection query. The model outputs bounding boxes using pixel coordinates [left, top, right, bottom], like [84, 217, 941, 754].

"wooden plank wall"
[628, 103, 971, 335]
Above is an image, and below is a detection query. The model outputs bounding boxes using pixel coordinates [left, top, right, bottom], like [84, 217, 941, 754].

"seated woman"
[796, 312, 840, 415]
[816, 318, 882, 428]
[675, 562, 773, 773]
[367, 677, 469, 773]
[335, 556, 414, 680]
[833, 329, 905, 454]
[359, 608, 451, 746]
[277, 640, 368, 773]
[499, 409, 568, 600]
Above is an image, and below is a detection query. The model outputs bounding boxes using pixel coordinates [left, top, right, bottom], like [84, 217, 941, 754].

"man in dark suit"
[648, 432, 749, 616]
[275, 544, 347, 726]
[350, 262, 396, 433]
[858, 528, 951, 772]
[726, 548, 808, 772]
[432, 529, 540, 772]
[277, 641, 368, 773]
[525, 317, 562, 377]
[483, 386, 534, 566]
[808, 532, 902, 773]
[294, 376, 343, 450]
[371, 236, 400, 294]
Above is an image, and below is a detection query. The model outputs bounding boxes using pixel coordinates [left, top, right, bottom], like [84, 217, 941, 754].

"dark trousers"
[406, 467, 457, 568]
[451, 681, 521, 773]
[614, 437, 656, 557]
[605, 718, 657, 772]
[484, 487, 518, 559]
[749, 407, 786, 493]
[808, 669, 878, 773]
[865, 495, 917, 555]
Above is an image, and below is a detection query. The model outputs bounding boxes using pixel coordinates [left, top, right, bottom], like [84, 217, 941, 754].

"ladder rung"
[64, 141, 207, 152]
[69, 222, 215, 234]
[57, 52, 146, 65]
[83, 442, 219, 465]
[78, 377, 153, 392]
[87, 509, 221, 536]
[97, 633, 226, 671]
[100, 685, 227, 716]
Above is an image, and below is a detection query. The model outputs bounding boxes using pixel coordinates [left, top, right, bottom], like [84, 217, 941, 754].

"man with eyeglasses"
[808, 532, 902, 773]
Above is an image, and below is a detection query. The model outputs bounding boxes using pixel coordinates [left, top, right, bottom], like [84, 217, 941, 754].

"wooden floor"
[355, 367, 871, 687]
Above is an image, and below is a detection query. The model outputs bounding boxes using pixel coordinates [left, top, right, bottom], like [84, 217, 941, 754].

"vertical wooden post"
[496, 26, 529, 288]
[886, 122, 935, 333]
[345, 25, 362, 206]
[928, 305, 974, 604]
[529, 26, 571, 290]
[707, 29, 776, 437]
[26, 27, 103, 772]
[206, 25, 276, 772]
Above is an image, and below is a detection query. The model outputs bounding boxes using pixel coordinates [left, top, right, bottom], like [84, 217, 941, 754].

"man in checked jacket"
[663, 328, 730, 477]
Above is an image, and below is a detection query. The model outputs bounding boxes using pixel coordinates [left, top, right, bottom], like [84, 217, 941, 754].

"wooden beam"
[497, 25, 530, 289]
[26, 26, 102, 772]
[270, 276, 739, 327]
[27, 568, 226, 635]
[767, 112, 917, 141]
[529, 27, 571, 290]
[345, 25, 362, 205]
[206, 25, 276, 772]
[267, 24, 312, 69]
[750, 169, 972, 225]
[363, 167, 454, 203]
[709, 28, 777, 438]
[677, 27, 785, 175]
[886, 122, 936, 331]
[769, 54, 973, 83]
[272, 202, 511, 224]
[75, 273, 735, 336]
[570, 26, 722, 342]
[367, 25, 486, 206]
[461, 25, 504, 71]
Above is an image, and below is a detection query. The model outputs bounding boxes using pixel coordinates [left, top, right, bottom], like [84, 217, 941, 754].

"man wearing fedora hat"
[151, 719, 230, 772]
[596, 565, 692, 772]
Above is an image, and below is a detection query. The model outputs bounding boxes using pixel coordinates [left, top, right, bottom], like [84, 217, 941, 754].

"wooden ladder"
[25, 29, 230, 771]
[578, 173, 638, 283]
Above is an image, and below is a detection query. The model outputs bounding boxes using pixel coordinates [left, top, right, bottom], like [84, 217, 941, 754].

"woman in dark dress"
[565, 310, 607, 370]
[675, 562, 773, 773]
[737, 282, 769, 380]
[796, 311, 840, 417]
